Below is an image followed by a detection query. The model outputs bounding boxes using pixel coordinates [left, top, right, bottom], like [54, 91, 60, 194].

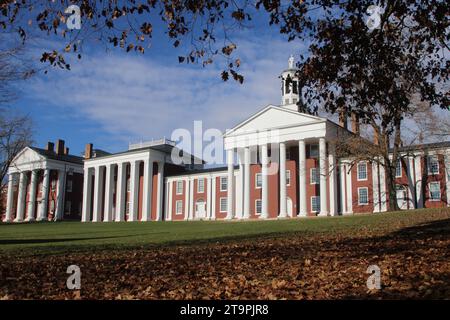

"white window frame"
[65, 200, 71, 214]
[309, 144, 319, 158]
[255, 173, 262, 189]
[358, 187, 369, 205]
[357, 161, 368, 181]
[219, 197, 227, 212]
[66, 179, 73, 193]
[197, 178, 205, 193]
[220, 177, 228, 192]
[310, 167, 319, 185]
[311, 196, 320, 213]
[286, 170, 291, 186]
[395, 159, 402, 178]
[428, 182, 441, 201]
[175, 200, 183, 214]
[176, 181, 183, 195]
[255, 199, 262, 215]
[427, 156, 439, 175]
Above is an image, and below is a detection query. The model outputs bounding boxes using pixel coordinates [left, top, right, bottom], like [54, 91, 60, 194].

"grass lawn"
[0, 208, 446, 255]
[0, 208, 449, 299]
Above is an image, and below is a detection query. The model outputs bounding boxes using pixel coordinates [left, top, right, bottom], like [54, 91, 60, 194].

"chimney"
[374, 131, 379, 145]
[338, 110, 348, 129]
[46, 142, 54, 152]
[85, 143, 93, 159]
[64, 147, 70, 155]
[56, 139, 65, 155]
[351, 112, 360, 135]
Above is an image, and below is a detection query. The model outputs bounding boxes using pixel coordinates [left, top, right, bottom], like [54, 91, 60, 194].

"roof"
[30, 147, 84, 165]
[395, 141, 450, 153]
[87, 142, 205, 164]
[166, 165, 239, 177]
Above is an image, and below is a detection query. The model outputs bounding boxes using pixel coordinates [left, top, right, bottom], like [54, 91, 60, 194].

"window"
[197, 178, 205, 193]
[310, 167, 319, 184]
[429, 182, 441, 201]
[126, 201, 130, 215]
[357, 162, 367, 181]
[358, 187, 369, 205]
[176, 181, 183, 195]
[427, 156, 439, 175]
[255, 173, 262, 188]
[51, 179, 57, 191]
[311, 196, 320, 213]
[126, 179, 130, 192]
[286, 170, 291, 186]
[220, 177, 228, 191]
[66, 179, 73, 192]
[255, 199, 262, 215]
[395, 160, 402, 178]
[175, 200, 183, 214]
[309, 144, 319, 158]
[220, 197, 227, 212]
[65, 201, 71, 214]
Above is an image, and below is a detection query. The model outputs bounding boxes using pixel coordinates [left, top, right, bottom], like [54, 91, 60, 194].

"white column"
[38, 169, 50, 221]
[142, 159, 153, 221]
[243, 147, 251, 219]
[279, 142, 287, 218]
[379, 159, 386, 212]
[92, 166, 104, 222]
[82, 168, 92, 222]
[211, 176, 216, 220]
[407, 156, 416, 209]
[414, 155, 423, 208]
[226, 148, 234, 220]
[116, 163, 126, 221]
[15, 172, 27, 222]
[55, 169, 65, 220]
[372, 161, 380, 213]
[340, 161, 347, 214]
[206, 175, 212, 219]
[128, 161, 139, 222]
[184, 177, 190, 220]
[445, 153, 450, 207]
[5, 173, 15, 222]
[298, 140, 307, 216]
[319, 137, 328, 216]
[167, 180, 173, 221]
[188, 177, 194, 220]
[103, 164, 114, 222]
[345, 162, 354, 214]
[261, 144, 269, 219]
[156, 162, 164, 221]
[328, 147, 338, 216]
[26, 170, 38, 221]
[236, 151, 244, 219]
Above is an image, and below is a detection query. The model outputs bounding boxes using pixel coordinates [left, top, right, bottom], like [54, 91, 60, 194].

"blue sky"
[8, 10, 306, 156]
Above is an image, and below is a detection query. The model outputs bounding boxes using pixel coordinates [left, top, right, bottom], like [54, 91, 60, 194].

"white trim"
[220, 176, 228, 192]
[310, 167, 319, 184]
[358, 187, 369, 205]
[219, 197, 227, 213]
[427, 155, 439, 175]
[197, 177, 205, 193]
[428, 181, 441, 201]
[255, 172, 262, 189]
[311, 196, 320, 213]
[175, 200, 183, 215]
[357, 161, 368, 181]
[255, 199, 262, 215]
[176, 180, 183, 195]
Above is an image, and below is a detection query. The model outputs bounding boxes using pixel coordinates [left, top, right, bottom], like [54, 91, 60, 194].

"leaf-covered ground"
[1, 209, 449, 299]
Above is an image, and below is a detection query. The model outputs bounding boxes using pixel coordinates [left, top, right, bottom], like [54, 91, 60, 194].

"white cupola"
[280, 55, 301, 111]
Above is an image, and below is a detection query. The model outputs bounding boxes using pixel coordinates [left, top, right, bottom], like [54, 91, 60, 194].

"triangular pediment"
[225, 105, 326, 136]
[11, 147, 45, 166]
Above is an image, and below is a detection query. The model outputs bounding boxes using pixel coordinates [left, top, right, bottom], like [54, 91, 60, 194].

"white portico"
[223, 104, 342, 219]
[3, 141, 83, 222]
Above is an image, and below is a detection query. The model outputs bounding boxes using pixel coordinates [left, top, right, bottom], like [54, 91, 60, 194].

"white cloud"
[27, 37, 306, 153]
